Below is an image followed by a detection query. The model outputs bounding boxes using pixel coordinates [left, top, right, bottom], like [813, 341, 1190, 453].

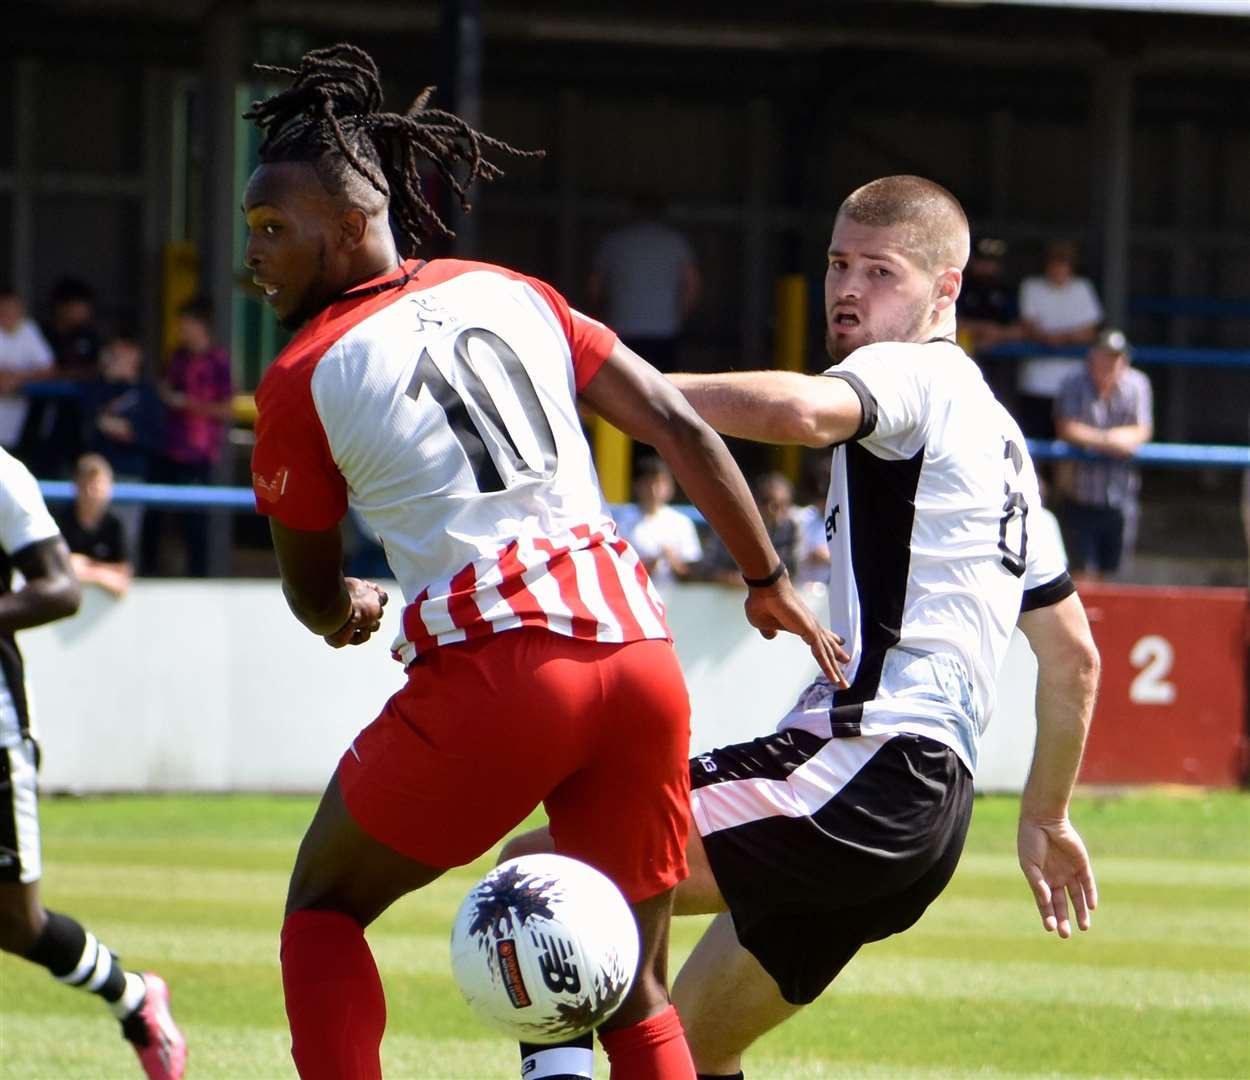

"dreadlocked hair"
[244, 43, 543, 255]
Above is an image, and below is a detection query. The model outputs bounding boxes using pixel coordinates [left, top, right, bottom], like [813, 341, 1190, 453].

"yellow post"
[593, 415, 632, 505]
[773, 273, 808, 485]
[161, 241, 200, 361]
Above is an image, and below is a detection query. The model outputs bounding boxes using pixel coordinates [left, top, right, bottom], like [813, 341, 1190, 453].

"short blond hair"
[837, 175, 970, 273]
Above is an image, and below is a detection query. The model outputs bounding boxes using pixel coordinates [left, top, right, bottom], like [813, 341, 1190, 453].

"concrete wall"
[21, 580, 1040, 795]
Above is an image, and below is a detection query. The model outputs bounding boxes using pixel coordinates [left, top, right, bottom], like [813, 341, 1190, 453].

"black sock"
[24, 910, 128, 1003]
[697, 1073, 745, 1080]
[518, 1033, 594, 1078]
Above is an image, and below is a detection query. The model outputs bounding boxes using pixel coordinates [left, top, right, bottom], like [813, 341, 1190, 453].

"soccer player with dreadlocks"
[244, 43, 847, 1080]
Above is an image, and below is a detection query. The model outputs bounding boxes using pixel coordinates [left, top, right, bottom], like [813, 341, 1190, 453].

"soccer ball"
[449, 854, 639, 1043]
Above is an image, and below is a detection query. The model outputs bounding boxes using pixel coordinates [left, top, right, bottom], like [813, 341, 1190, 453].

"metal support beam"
[555, 89, 582, 296]
[440, 0, 483, 258]
[740, 97, 772, 370]
[13, 60, 37, 306]
[202, 1, 245, 576]
[1091, 56, 1134, 329]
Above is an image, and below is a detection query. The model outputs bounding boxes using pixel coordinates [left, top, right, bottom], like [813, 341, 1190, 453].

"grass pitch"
[1, 791, 1247, 1079]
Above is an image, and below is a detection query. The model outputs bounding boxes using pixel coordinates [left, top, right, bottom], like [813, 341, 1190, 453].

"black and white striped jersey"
[780, 339, 1072, 772]
[0, 449, 62, 748]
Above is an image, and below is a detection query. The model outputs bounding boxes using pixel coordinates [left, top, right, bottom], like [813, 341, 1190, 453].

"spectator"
[697, 471, 803, 586]
[1054, 328, 1153, 581]
[81, 332, 163, 557]
[55, 454, 132, 598]
[614, 455, 702, 590]
[959, 236, 1021, 355]
[1016, 241, 1102, 438]
[0, 285, 54, 455]
[42, 277, 102, 380]
[957, 236, 1021, 404]
[144, 296, 234, 577]
[23, 277, 102, 477]
[587, 192, 701, 374]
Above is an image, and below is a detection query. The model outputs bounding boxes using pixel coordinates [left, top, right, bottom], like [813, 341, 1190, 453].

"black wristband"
[742, 562, 787, 589]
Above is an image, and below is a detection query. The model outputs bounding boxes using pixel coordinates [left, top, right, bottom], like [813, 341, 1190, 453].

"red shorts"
[337, 628, 691, 902]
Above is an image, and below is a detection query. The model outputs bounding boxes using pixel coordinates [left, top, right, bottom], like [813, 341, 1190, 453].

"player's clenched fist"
[324, 578, 389, 648]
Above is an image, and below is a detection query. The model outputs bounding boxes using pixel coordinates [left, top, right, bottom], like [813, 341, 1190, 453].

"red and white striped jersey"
[252, 259, 669, 665]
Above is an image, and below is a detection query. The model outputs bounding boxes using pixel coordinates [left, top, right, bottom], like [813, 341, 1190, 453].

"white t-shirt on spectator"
[592, 222, 695, 339]
[1017, 275, 1103, 398]
[0, 319, 53, 448]
[614, 503, 702, 587]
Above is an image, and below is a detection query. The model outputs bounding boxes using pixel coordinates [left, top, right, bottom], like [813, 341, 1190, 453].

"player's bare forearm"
[281, 578, 352, 635]
[268, 519, 388, 646]
[0, 537, 81, 633]
[1017, 594, 1100, 819]
[582, 346, 778, 579]
[669, 371, 860, 448]
[269, 519, 353, 634]
[649, 410, 779, 581]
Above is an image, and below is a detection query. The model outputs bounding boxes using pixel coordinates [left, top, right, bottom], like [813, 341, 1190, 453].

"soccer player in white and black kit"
[507, 175, 1100, 1080]
[0, 448, 186, 1080]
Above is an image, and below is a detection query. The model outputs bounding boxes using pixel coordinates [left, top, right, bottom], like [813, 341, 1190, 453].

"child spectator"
[145, 297, 234, 577]
[81, 333, 164, 558]
[614, 455, 702, 591]
[56, 454, 132, 598]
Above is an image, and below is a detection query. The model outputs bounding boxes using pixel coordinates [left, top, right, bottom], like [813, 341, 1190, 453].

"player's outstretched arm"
[581, 343, 848, 686]
[0, 536, 81, 633]
[269, 519, 388, 648]
[1016, 593, 1101, 938]
[668, 370, 864, 448]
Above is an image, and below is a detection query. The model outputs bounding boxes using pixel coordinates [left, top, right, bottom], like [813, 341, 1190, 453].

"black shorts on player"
[690, 728, 973, 1005]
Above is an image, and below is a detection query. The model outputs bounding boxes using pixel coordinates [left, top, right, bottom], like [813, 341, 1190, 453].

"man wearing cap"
[1054, 329, 1153, 580]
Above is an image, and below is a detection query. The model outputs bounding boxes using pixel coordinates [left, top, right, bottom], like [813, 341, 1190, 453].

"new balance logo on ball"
[535, 932, 581, 995]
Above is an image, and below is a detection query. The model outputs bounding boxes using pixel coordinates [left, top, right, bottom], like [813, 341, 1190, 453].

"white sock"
[109, 972, 147, 1019]
[521, 1045, 595, 1078]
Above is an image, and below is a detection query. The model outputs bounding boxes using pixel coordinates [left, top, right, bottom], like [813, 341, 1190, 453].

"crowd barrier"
[1077, 583, 1248, 787]
[36, 427, 1250, 517]
[985, 340, 1250, 370]
[22, 576, 1247, 794]
[22, 580, 1043, 795]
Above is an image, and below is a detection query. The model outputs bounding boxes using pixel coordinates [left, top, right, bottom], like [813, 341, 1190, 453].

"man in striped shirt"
[1054, 328, 1153, 580]
[244, 45, 844, 1080]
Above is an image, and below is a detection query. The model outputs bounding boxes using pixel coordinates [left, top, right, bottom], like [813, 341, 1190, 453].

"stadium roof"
[935, 0, 1250, 14]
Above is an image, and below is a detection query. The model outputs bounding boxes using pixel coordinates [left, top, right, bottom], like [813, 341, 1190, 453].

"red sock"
[599, 1004, 696, 1080]
[281, 910, 387, 1080]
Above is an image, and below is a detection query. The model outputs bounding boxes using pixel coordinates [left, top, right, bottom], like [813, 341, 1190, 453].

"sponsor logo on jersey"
[697, 754, 718, 774]
[826, 504, 841, 538]
[253, 466, 289, 503]
[496, 939, 532, 1008]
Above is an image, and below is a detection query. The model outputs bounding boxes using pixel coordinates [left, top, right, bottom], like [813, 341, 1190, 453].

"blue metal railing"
[984, 341, 1250, 370]
[36, 438, 1247, 515]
